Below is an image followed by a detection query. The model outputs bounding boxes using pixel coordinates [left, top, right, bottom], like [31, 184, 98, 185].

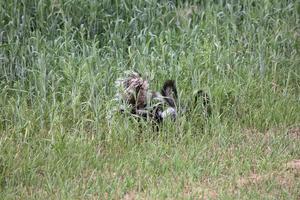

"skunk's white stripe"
[161, 107, 177, 119]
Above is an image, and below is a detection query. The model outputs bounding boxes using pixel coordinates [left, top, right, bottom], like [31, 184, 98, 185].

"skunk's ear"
[194, 90, 212, 117]
[161, 80, 178, 108]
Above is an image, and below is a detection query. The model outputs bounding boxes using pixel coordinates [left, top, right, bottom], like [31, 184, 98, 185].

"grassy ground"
[1, 0, 300, 199]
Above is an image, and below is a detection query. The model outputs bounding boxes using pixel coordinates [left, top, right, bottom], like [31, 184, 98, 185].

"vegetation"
[1, 0, 299, 199]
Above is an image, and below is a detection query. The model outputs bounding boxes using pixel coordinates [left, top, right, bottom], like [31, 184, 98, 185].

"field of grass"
[1, 0, 300, 199]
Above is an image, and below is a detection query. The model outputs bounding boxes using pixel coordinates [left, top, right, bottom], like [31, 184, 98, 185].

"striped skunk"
[114, 71, 211, 126]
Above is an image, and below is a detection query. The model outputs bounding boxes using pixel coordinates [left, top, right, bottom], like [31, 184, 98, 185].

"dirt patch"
[287, 127, 300, 140]
[235, 159, 300, 190]
[196, 190, 218, 200]
[183, 182, 218, 200]
[236, 173, 265, 188]
[243, 126, 300, 140]
[122, 191, 137, 200]
[286, 160, 300, 171]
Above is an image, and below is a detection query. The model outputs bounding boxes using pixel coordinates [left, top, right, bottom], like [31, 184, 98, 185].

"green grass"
[1, 0, 300, 199]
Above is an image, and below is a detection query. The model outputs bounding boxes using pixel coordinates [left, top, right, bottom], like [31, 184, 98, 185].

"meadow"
[0, 0, 300, 199]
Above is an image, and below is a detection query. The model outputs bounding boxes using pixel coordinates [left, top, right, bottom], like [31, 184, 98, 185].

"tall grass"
[1, 0, 300, 199]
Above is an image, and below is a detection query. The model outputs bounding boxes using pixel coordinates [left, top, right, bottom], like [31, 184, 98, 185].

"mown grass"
[1, 0, 300, 199]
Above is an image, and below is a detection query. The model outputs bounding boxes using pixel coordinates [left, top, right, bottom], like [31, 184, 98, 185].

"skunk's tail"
[161, 80, 178, 108]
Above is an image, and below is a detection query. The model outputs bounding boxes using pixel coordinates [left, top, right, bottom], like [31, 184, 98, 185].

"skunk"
[114, 71, 210, 126]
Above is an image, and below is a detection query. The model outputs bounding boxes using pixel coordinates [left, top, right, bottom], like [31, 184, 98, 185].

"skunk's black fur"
[161, 80, 178, 108]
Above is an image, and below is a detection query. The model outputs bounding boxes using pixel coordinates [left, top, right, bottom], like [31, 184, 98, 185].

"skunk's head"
[115, 71, 149, 109]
